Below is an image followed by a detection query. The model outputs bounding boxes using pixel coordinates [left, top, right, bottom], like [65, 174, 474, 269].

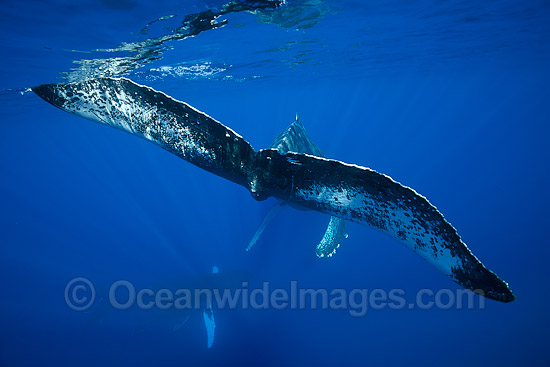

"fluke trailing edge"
[32, 77, 515, 302]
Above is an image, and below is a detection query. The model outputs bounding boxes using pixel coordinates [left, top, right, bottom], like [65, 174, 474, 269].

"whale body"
[247, 116, 348, 258]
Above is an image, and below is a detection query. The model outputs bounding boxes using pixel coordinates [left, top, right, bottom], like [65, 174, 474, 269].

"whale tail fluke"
[32, 77, 515, 302]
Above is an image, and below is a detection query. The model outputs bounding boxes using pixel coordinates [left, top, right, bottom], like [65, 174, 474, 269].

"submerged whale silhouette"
[32, 77, 514, 302]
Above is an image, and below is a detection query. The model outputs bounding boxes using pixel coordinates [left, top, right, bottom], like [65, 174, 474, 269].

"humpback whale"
[32, 77, 515, 303]
[247, 116, 348, 258]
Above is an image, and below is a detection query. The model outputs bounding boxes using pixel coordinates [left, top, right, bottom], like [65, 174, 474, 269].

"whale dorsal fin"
[246, 116, 348, 257]
[269, 115, 324, 157]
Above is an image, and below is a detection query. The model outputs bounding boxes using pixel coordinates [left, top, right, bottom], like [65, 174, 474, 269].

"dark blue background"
[1, 0, 549, 365]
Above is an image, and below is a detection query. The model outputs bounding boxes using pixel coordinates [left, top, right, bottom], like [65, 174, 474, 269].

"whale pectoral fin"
[316, 216, 348, 258]
[246, 201, 285, 251]
[202, 308, 215, 349]
[256, 149, 515, 302]
[200, 264, 218, 348]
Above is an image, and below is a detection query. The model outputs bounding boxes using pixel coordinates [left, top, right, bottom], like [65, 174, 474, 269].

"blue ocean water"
[1, 0, 550, 366]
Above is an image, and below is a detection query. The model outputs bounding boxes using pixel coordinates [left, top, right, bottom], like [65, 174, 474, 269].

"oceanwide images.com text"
[65, 278, 487, 317]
